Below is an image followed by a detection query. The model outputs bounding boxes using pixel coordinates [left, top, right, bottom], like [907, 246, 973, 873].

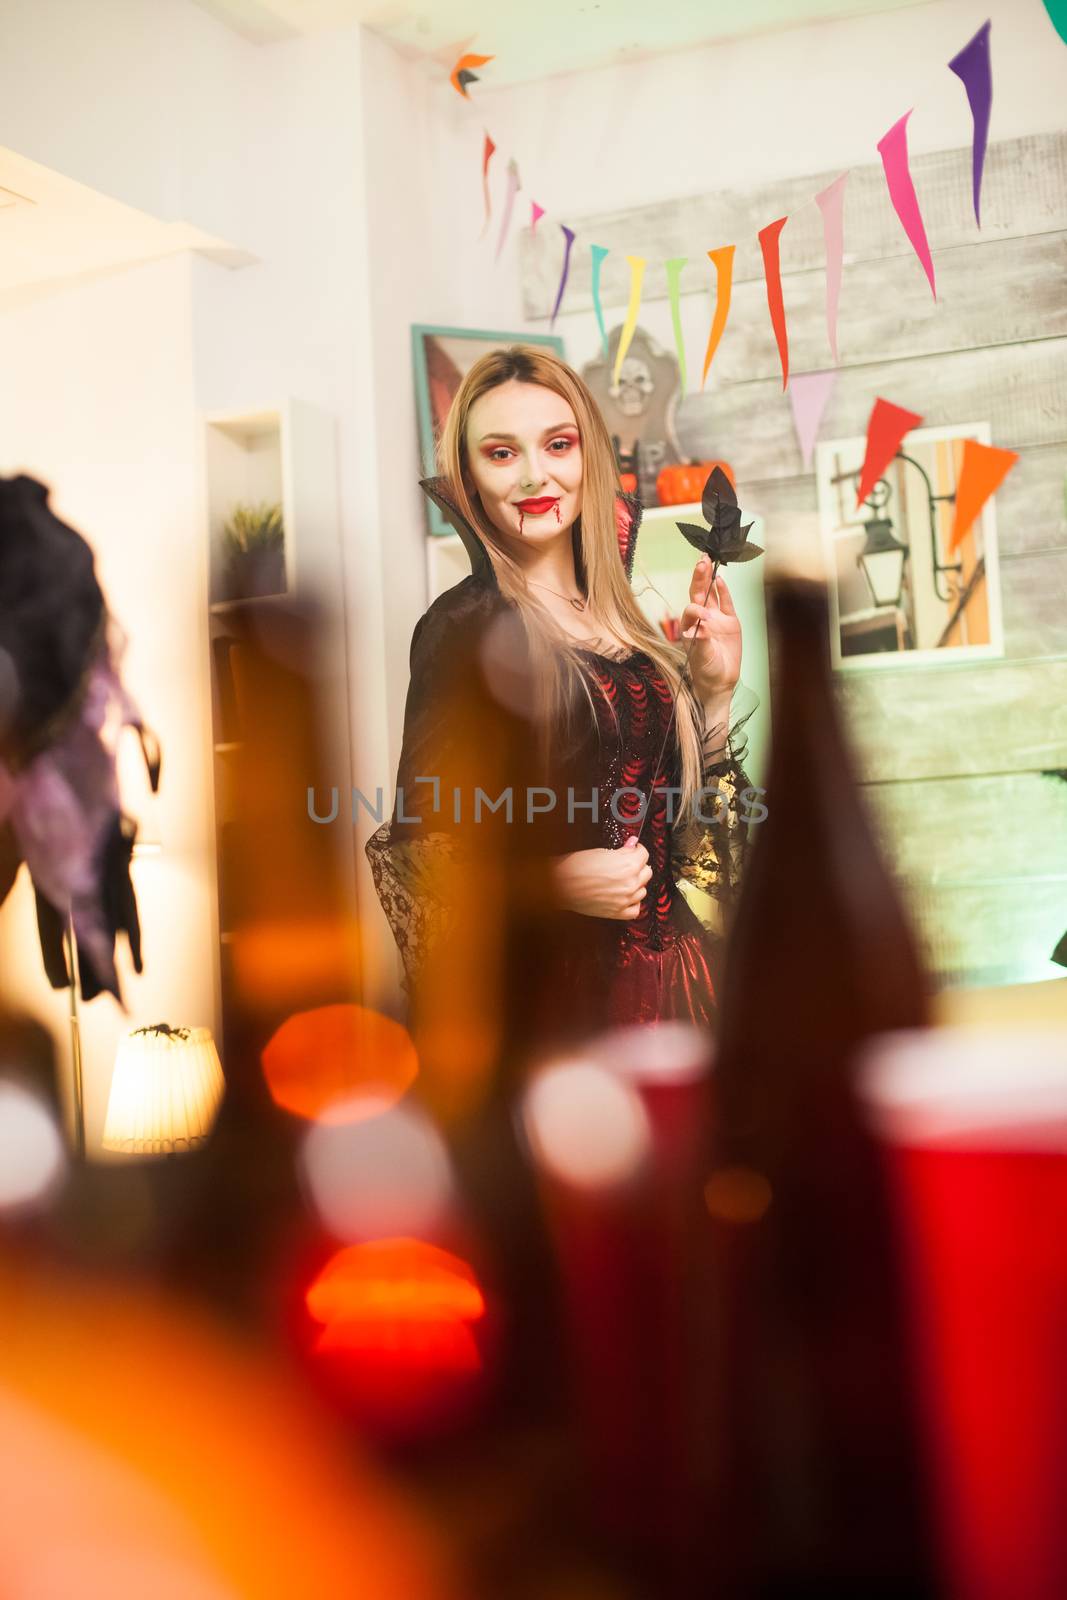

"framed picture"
[814, 421, 1005, 670]
[412, 324, 565, 535]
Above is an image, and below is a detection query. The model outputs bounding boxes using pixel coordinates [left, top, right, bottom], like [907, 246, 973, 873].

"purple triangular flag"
[550, 224, 576, 326]
[948, 20, 993, 227]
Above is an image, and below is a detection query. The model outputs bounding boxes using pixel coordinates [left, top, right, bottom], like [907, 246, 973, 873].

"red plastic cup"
[520, 1025, 713, 1557]
[589, 1020, 712, 1169]
[857, 1026, 1067, 1600]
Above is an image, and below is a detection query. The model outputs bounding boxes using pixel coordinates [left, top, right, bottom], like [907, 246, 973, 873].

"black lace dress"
[525, 640, 743, 1047]
[365, 573, 758, 1066]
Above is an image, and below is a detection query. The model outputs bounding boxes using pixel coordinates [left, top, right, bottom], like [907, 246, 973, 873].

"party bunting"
[758, 217, 790, 391]
[481, 132, 496, 236]
[948, 20, 993, 227]
[788, 371, 838, 470]
[495, 158, 521, 261]
[550, 224, 577, 326]
[701, 246, 735, 387]
[1038, 0, 1067, 45]
[949, 438, 1018, 552]
[664, 257, 688, 392]
[590, 245, 610, 356]
[877, 111, 936, 298]
[451, 52, 494, 98]
[814, 173, 848, 365]
[613, 256, 647, 386]
[856, 398, 924, 508]
[457, 28, 998, 378]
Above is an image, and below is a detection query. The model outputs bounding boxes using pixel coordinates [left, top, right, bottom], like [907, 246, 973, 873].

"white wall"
[3, 0, 253, 245]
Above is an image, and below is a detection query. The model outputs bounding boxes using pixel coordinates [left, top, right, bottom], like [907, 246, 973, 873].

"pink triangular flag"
[877, 111, 936, 299]
[788, 371, 837, 469]
[531, 201, 545, 233]
[495, 158, 521, 261]
[814, 172, 848, 365]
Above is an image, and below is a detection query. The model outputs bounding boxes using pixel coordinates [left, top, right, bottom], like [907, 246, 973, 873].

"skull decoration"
[582, 325, 683, 506]
[609, 356, 655, 417]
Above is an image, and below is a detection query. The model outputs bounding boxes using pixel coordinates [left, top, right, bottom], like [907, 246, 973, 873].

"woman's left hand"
[680, 557, 742, 699]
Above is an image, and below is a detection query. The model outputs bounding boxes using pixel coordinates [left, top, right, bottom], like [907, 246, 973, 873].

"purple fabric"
[0, 634, 155, 1006]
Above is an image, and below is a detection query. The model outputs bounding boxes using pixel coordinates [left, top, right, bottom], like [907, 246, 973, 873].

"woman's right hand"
[550, 838, 651, 920]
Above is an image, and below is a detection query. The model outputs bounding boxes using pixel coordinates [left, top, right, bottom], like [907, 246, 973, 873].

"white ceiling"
[0, 149, 250, 308]
[190, 0, 931, 83]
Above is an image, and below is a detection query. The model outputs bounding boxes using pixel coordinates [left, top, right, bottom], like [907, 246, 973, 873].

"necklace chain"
[527, 579, 587, 613]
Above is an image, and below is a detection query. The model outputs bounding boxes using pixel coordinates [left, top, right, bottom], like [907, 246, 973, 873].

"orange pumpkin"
[656, 459, 735, 506]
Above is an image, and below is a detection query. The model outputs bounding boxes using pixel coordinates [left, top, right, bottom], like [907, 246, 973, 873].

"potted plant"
[221, 501, 286, 600]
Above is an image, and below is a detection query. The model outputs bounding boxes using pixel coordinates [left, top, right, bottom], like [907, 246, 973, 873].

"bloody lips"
[515, 497, 560, 514]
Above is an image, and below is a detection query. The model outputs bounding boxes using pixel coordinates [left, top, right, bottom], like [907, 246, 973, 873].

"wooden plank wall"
[520, 134, 1067, 985]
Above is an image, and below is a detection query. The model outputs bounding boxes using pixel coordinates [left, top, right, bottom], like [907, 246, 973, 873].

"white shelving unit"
[201, 398, 357, 1040]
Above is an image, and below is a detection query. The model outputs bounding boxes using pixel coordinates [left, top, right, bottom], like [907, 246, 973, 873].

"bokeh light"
[0, 1256, 453, 1597]
[704, 1165, 773, 1224]
[230, 918, 363, 1017]
[301, 1238, 491, 1437]
[521, 1057, 651, 1190]
[0, 1083, 65, 1211]
[586, 1020, 712, 1085]
[298, 1098, 452, 1241]
[260, 1003, 418, 1122]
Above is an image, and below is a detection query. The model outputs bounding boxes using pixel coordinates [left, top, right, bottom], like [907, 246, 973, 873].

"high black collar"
[418, 476, 497, 585]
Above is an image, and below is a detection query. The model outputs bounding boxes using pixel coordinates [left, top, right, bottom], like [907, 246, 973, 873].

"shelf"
[201, 396, 358, 1030]
[209, 593, 291, 615]
[205, 407, 288, 607]
[207, 411, 281, 445]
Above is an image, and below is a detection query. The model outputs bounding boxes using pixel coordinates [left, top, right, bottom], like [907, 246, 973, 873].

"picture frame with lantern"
[815, 421, 1005, 670]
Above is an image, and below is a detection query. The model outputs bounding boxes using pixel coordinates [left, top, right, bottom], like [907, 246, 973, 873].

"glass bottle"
[699, 564, 940, 1597]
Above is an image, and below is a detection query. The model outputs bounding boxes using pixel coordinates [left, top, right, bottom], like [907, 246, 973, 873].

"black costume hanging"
[0, 474, 160, 1005]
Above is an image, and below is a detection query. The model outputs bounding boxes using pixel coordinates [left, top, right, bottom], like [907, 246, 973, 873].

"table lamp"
[103, 1023, 225, 1155]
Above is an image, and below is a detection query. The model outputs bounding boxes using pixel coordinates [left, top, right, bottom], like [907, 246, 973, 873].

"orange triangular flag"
[950, 439, 1019, 552]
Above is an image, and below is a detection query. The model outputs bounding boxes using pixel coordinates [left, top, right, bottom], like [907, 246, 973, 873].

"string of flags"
[855, 397, 1019, 550]
[452, 23, 1019, 532]
[454, 18, 995, 433]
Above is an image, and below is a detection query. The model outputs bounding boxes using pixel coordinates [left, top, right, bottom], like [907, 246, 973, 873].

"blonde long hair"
[438, 345, 706, 820]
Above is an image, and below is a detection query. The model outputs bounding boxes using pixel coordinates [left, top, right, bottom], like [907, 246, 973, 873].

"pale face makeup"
[464, 380, 583, 558]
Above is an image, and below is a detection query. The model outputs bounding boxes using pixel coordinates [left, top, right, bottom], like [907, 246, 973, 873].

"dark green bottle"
[699, 566, 941, 1597]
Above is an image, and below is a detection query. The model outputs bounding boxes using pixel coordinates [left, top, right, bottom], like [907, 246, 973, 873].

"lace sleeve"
[364, 823, 464, 1003]
[364, 589, 519, 1006]
[671, 679, 762, 937]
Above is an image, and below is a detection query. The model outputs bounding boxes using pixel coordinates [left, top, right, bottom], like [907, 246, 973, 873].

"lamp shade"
[103, 1024, 225, 1155]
